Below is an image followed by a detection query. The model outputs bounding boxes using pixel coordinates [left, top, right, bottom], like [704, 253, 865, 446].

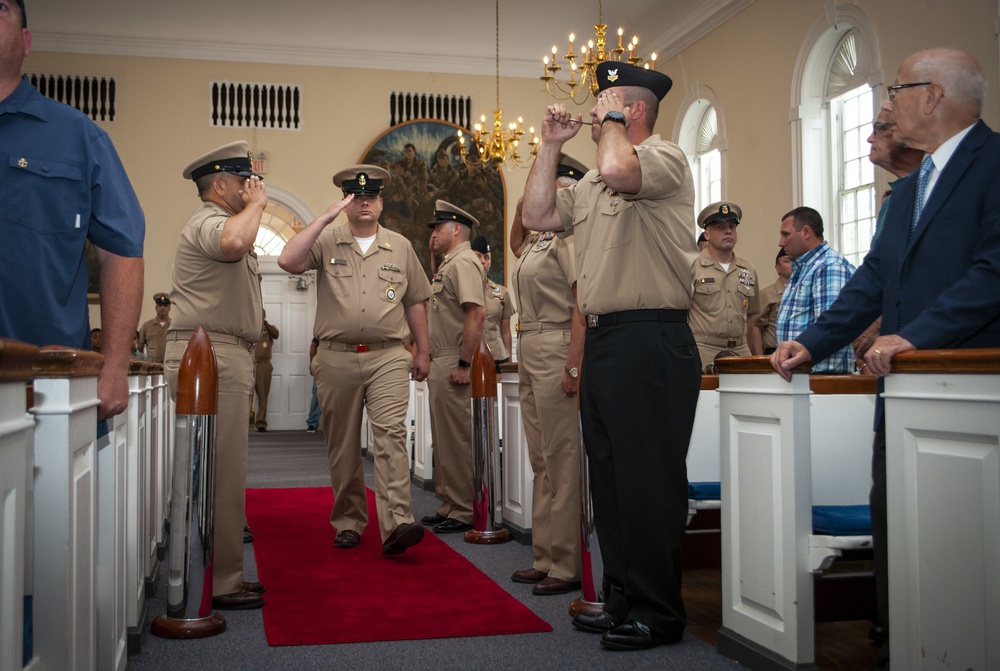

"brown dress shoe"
[511, 567, 548, 584]
[531, 576, 582, 596]
[212, 590, 264, 610]
[241, 580, 265, 594]
[334, 529, 361, 548]
[382, 522, 425, 556]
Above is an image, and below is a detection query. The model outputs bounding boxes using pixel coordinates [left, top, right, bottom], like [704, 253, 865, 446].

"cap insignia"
[720, 204, 730, 215]
[607, 68, 619, 83]
[358, 173, 368, 186]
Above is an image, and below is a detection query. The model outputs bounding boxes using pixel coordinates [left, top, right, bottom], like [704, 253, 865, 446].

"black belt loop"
[585, 309, 688, 329]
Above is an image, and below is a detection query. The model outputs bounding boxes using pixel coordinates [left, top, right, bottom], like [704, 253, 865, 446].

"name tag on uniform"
[330, 258, 347, 266]
[696, 277, 716, 284]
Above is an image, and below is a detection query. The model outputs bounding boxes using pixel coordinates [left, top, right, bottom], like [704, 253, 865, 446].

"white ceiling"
[27, 0, 754, 78]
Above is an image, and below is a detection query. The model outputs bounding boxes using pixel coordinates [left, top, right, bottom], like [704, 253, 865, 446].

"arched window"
[252, 184, 316, 257]
[791, 6, 883, 266]
[675, 86, 726, 239]
[827, 31, 876, 267]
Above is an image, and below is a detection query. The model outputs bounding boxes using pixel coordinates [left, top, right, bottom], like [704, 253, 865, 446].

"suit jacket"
[797, 120, 1000, 420]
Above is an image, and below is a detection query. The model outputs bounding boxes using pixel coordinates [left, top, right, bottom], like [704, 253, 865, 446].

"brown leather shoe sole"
[212, 590, 264, 610]
[531, 577, 582, 596]
[511, 567, 548, 584]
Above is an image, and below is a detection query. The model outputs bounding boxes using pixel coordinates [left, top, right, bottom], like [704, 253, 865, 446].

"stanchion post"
[465, 340, 511, 544]
[569, 363, 603, 617]
[150, 328, 226, 638]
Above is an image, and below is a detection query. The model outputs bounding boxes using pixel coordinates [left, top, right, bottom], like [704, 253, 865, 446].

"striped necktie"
[912, 155, 934, 229]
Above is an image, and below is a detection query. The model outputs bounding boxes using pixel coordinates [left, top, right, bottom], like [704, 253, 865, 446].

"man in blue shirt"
[0, 0, 145, 420]
[774, 206, 855, 373]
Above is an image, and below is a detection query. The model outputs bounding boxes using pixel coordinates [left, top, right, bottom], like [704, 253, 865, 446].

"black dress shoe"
[212, 590, 264, 610]
[420, 512, 448, 526]
[241, 580, 265, 594]
[432, 518, 473, 534]
[600, 619, 681, 651]
[572, 610, 621, 634]
[334, 529, 361, 548]
[382, 522, 425, 556]
[511, 567, 548, 584]
[532, 576, 581, 596]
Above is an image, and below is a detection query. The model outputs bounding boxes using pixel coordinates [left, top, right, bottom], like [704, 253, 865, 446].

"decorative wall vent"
[211, 81, 301, 130]
[389, 92, 472, 128]
[27, 73, 116, 122]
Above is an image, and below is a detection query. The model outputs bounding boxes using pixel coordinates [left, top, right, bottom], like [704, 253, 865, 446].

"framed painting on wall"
[360, 119, 507, 283]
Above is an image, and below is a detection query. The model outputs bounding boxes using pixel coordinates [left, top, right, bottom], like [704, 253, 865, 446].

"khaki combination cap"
[427, 199, 479, 230]
[182, 140, 258, 181]
[698, 201, 743, 229]
[333, 164, 391, 196]
[153, 292, 171, 305]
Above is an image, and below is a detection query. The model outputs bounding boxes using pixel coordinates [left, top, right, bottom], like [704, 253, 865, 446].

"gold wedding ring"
[873, 349, 881, 355]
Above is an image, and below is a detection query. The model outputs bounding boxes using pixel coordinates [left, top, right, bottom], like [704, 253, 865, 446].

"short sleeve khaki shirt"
[428, 241, 485, 351]
[511, 230, 576, 325]
[689, 247, 762, 340]
[482, 280, 514, 360]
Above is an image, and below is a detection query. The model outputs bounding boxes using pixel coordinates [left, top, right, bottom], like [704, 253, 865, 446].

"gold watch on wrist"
[564, 365, 579, 378]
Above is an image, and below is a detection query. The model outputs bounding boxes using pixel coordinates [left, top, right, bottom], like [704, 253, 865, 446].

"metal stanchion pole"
[465, 340, 511, 544]
[569, 364, 604, 617]
[150, 327, 226, 638]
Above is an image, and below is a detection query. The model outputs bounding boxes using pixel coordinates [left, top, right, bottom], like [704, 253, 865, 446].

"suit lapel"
[906, 120, 990, 254]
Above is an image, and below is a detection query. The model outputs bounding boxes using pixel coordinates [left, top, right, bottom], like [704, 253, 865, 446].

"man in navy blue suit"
[771, 48, 1000, 667]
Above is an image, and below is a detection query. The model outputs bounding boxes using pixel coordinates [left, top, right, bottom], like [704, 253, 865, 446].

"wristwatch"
[565, 365, 579, 378]
[602, 111, 626, 126]
[458, 359, 472, 368]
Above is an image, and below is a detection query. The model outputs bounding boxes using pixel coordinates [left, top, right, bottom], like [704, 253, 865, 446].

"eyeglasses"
[886, 82, 932, 101]
[871, 122, 894, 135]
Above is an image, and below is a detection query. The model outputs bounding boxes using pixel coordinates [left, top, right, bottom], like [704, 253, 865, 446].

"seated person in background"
[775, 206, 856, 373]
[755, 248, 792, 355]
[90, 327, 103, 352]
[130, 330, 148, 360]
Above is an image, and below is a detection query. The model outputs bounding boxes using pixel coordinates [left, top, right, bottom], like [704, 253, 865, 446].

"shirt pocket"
[598, 198, 635, 250]
[324, 261, 354, 297]
[6, 154, 86, 234]
[378, 267, 406, 303]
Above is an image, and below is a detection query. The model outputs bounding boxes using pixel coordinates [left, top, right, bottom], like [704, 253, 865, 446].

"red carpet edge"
[245, 486, 553, 646]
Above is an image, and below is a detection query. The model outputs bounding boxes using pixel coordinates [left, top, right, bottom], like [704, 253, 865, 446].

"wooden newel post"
[465, 340, 511, 544]
[151, 328, 226, 638]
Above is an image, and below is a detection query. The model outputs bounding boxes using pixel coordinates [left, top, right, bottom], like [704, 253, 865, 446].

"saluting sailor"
[278, 164, 432, 556]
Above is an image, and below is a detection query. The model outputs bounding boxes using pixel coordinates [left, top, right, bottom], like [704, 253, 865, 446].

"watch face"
[603, 111, 626, 124]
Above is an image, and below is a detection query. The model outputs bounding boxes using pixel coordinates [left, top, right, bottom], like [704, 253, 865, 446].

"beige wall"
[23, 0, 997, 327]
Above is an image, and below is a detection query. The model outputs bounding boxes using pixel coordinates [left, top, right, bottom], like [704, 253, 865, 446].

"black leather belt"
[586, 309, 688, 329]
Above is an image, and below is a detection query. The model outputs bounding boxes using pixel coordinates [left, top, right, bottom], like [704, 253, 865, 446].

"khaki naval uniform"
[164, 201, 261, 597]
[138, 316, 170, 363]
[306, 223, 431, 541]
[482, 279, 514, 362]
[427, 241, 484, 525]
[754, 278, 786, 353]
[254, 325, 275, 429]
[689, 247, 761, 369]
[512, 230, 581, 582]
[552, 134, 701, 638]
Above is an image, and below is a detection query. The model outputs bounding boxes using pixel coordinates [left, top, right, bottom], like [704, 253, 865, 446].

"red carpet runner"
[245, 487, 553, 645]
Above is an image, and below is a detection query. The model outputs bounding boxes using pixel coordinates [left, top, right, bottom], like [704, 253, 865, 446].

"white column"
[96, 410, 127, 671]
[124, 371, 147, 649]
[884, 350, 1000, 670]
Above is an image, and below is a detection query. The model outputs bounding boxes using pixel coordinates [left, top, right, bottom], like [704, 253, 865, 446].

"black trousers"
[580, 319, 701, 636]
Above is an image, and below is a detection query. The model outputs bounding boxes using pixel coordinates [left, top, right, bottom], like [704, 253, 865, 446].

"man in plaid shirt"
[775, 207, 856, 373]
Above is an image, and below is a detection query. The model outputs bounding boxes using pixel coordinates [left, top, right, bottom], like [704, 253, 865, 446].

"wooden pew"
[884, 349, 1000, 670]
[0, 339, 40, 671]
[499, 362, 532, 541]
[714, 357, 876, 670]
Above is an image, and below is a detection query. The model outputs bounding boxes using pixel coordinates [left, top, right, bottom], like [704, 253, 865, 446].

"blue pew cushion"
[688, 481, 721, 501]
[812, 504, 871, 536]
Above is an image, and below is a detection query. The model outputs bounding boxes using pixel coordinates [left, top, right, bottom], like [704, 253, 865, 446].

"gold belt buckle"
[355, 344, 369, 353]
[586, 315, 599, 328]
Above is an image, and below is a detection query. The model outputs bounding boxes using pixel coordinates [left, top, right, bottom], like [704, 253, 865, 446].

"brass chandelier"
[540, 0, 657, 105]
[458, 0, 537, 169]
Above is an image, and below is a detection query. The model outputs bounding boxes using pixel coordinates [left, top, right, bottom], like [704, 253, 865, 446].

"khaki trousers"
[253, 359, 273, 428]
[312, 345, 414, 541]
[427, 353, 474, 524]
[164, 338, 253, 597]
[518, 330, 582, 581]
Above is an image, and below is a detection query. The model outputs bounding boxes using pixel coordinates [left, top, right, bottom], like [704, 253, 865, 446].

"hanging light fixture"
[539, 0, 657, 105]
[458, 0, 538, 169]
